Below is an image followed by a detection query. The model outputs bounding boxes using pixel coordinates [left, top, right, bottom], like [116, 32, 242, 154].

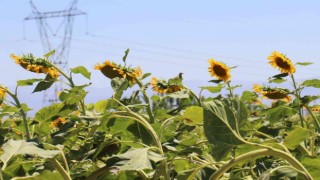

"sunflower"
[0, 87, 6, 106]
[208, 59, 231, 82]
[10, 54, 59, 78]
[94, 60, 142, 84]
[150, 77, 183, 94]
[50, 117, 67, 128]
[311, 106, 320, 112]
[253, 84, 291, 102]
[268, 51, 296, 74]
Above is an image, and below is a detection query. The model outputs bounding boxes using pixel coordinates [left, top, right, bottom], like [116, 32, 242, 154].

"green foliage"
[1, 50, 319, 179]
[71, 66, 91, 80]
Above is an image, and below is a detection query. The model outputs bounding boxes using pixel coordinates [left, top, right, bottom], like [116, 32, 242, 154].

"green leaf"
[301, 156, 320, 179]
[43, 50, 55, 59]
[269, 78, 286, 84]
[35, 103, 64, 122]
[141, 73, 151, 80]
[111, 77, 129, 99]
[59, 87, 87, 105]
[165, 89, 190, 99]
[262, 105, 295, 123]
[122, 48, 130, 64]
[0, 140, 59, 169]
[240, 91, 257, 101]
[17, 78, 43, 86]
[112, 148, 164, 171]
[202, 99, 247, 160]
[33, 75, 56, 93]
[284, 127, 310, 150]
[296, 62, 313, 66]
[272, 73, 289, 78]
[226, 84, 242, 91]
[200, 84, 225, 94]
[302, 79, 320, 88]
[94, 100, 109, 113]
[208, 79, 223, 84]
[71, 66, 91, 80]
[11, 170, 64, 180]
[183, 106, 203, 125]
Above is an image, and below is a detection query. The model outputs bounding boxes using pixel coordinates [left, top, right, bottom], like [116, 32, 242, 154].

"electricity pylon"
[24, 0, 86, 105]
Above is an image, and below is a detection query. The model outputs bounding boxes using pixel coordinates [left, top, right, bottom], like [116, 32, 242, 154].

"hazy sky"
[1, 0, 320, 102]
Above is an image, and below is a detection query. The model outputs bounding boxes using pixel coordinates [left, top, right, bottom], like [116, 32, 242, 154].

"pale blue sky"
[1, 0, 320, 109]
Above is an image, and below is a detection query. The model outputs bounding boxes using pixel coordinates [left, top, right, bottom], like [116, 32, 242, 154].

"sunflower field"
[0, 49, 320, 180]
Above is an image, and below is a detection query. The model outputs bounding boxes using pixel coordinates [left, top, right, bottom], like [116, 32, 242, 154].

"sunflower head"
[50, 117, 67, 128]
[95, 60, 142, 84]
[10, 53, 60, 78]
[253, 84, 291, 102]
[268, 51, 296, 74]
[311, 106, 320, 112]
[208, 58, 231, 82]
[0, 87, 6, 106]
[150, 77, 183, 94]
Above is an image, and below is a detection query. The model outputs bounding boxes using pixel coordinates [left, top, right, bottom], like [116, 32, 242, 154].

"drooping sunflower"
[208, 58, 231, 82]
[268, 51, 296, 74]
[94, 60, 142, 84]
[50, 117, 67, 128]
[150, 77, 183, 95]
[10, 54, 60, 78]
[253, 84, 292, 102]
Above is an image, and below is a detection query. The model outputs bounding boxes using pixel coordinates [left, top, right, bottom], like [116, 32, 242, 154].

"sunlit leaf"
[284, 127, 310, 150]
[122, 49, 130, 64]
[183, 106, 203, 125]
[17, 78, 42, 86]
[240, 91, 257, 101]
[141, 73, 151, 80]
[43, 50, 55, 59]
[0, 140, 59, 169]
[301, 156, 320, 179]
[112, 148, 164, 171]
[302, 79, 320, 88]
[165, 89, 190, 99]
[200, 84, 225, 94]
[71, 66, 91, 80]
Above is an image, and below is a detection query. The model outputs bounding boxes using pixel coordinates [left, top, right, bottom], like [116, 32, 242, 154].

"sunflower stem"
[135, 77, 155, 123]
[2, 87, 31, 140]
[290, 74, 305, 128]
[226, 81, 234, 98]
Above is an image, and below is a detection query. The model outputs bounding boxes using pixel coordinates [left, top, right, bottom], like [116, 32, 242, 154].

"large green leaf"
[183, 106, 203, 125]
[35, 103, 64, 122]
[284, 127, 310, 150]
[301, 156, 320, 179]
[112, 148, 164, 171]
[0, 140, 60, 169]
[202, 99, 248, 160]
[302, 79, 320, 88]
[71, 66, 91, 80]
[262, 105, 295, 123]
[59, 86, 87, 105]
[165, 89, 190, 99]
[11, 170, 63, 180]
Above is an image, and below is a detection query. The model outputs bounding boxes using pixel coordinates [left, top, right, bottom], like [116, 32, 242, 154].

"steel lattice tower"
[24, 0, 86, 105]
